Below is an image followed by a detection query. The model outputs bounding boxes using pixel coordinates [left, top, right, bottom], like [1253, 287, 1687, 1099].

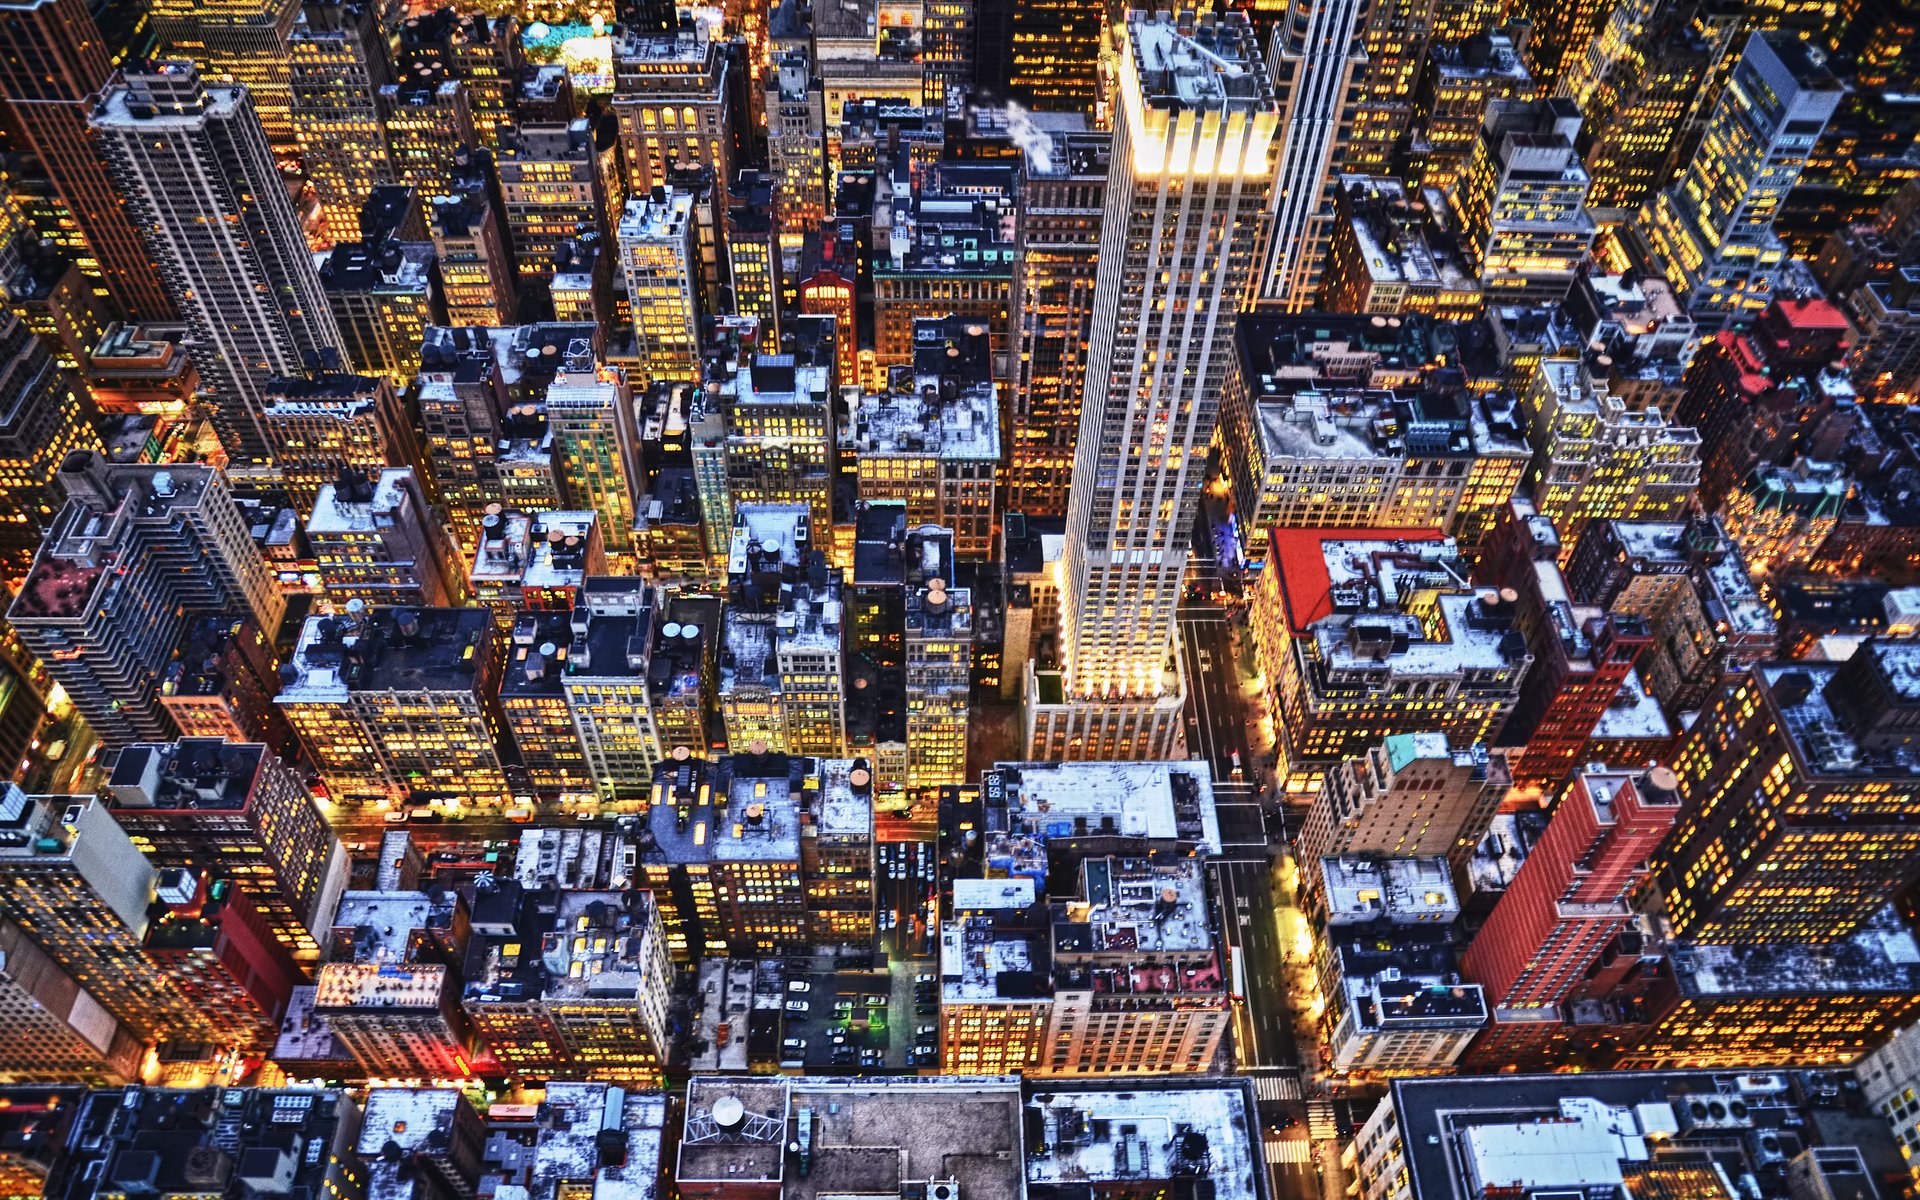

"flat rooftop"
[1026, 1082, 1261, 1200]
[1672, 904, 1920, 996]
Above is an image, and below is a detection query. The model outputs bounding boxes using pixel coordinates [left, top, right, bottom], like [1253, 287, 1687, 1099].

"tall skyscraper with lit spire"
[1025, 9, 1279, 761]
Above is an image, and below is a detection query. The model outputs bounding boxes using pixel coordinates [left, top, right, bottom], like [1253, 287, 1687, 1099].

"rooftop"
[357, 1088, 468, 1158]
[1387, 1069, 1856, 1200]
[329, 888, 457, 963]
[1672, 904, 1920, 996]
[1124, 11, 1274, 114]
[107, 738, 263, 811]
[314, 960, 448, 1010]
[527, 1085, 665, 1200]
[1319, 856, 1460, 925]
[307, 468, 417, 536]
[1026, 1081, 1260, 1200]
[942, 906, 1051, 1004]
[279, 606, 491, 703]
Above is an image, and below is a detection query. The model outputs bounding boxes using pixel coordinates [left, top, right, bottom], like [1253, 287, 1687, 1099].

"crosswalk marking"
[1266, 1139, 1312, 1164]
[1253, 1073, 1300, 1101]
[1307, 1100, 1339, 1140]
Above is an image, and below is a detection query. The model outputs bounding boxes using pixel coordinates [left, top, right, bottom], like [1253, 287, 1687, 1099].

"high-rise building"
[698, 346, 835, 542]
[468, 508, 605, 618]
[1521, 358, 1703, 549]
[1559, 0, 1735, 211]
[317, 190, 444, 387]
[904, 526, 970, 788]
[1462, 765, 1679, 1008]
[1407, 30, 1533, 192]
[1218, 341, 1532, 554]
[726, 173, 778, 328]
[0, 311, 102, 581]
[564, 581, 719, 803]
[1512, 0, 1622, 98]
[870, 163, 1017, 377]
[1007, 124, 1106, 519]
[1648, 652, 1920, 945]
[765, 43, 826, 292]
[497, 610, 593, 806]
[396, 10, 523, 147]
[0, 789, 212, 1042]
[289, 0, 394, 248]
[157, 614, 293, 749]
[308, 467, 463, 607]
[461, 887, 673, 1080]
[498, 121, 609, 284]
[617, 190, 702, 383]
[1296, 733, 1512, 872]
[261, 370, 414, 513]
[91, 64, 344, 465]
[429, 189, 517, 327]
[414, 321, 596, 551]
[546, 350, 642, 568]
[0, 916, 144, 1082]
[718, 505, 845, 756]
[106, 738, 349, 965]
[148, 0, 302, 149]
[1028, 11, 1278, 762]
[1313, 856, 1488, 1074]
[641, 753, 809, 956]
[799, 758, 875, 945]
[8, 456, 285, 746]
[939, 885, 1053, 1073]
[1447, 98, 1597, 304]
[378, 66, 477, 205]
[1250, 534, 1534, 794]
[0, 0, 174, 318]
[611, 17, 732, 212]
[1475, 499, 1654, 793]
[1259, 0, 1367, 309]
[976, 0, 1104, 112]
[1637, 32, 1843, 326]
[317, 893, 472, 1078]
[1044, 856, 1231, 1075]
[279, 605, 508, 811]
[844, 317, 1000, 557]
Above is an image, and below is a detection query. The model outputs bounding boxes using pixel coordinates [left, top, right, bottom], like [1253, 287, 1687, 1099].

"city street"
[1183, 602, 1335, 1200]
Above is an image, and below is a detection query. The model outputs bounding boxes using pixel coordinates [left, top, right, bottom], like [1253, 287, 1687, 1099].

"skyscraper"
[91, 64, 343, 465]
[547, 346, 642, 567]
[0, 311, 103, 581]
[0, 0, 174, 318]
[1008, 123, 1108, 518]
[148, 0, 303, 149]
[904, 526, 971, 787]
[497, 121, 610, 283]
[1461, 766, 1680, 1008]
[1447, 98, 1597, 304]
[1261, 0, 1367, 309]
[106, 738, 349, 965]
[0, 789, 212, 1043]
[616, 189, 702, 383]
[8, 455, 286, 746]
[1559, 0, 1737, 211]
[1648, 652, 1920, 944]
[289, 0, 394, 248]
[1026, 10, 1279, 761]
[1637, 32, 1843, 326]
